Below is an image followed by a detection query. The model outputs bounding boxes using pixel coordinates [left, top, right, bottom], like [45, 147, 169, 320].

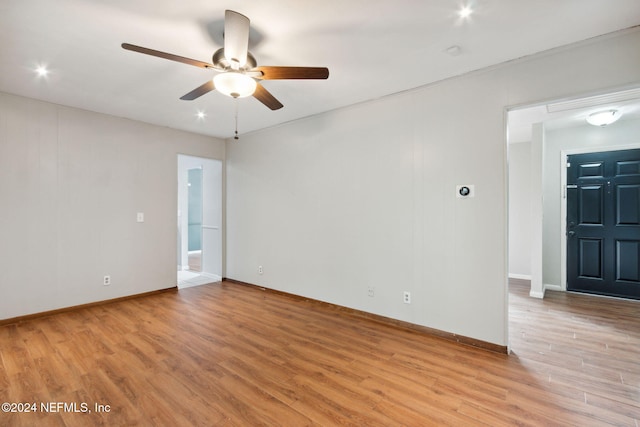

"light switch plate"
[137, 212, 144, 222]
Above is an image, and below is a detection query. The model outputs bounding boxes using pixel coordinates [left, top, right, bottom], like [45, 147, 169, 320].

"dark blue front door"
[567, 149, 640, 300]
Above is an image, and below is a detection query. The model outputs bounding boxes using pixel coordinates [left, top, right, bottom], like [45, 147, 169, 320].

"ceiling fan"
[122, 10, 329, 111]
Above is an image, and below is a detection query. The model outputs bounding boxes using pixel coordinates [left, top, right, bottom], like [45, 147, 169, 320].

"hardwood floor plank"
[218, 356, 300, 406]
[549, 369, 640, 408]
[289, 373, 389, 426]
[358, 376, 476, 426]
[456, 400, 539, 427]
[217, 373, 314, 426]
[75, 370, 141, 426]
[144, 370, 225, 426]
[432, 375, 508, 407]
[585, 392, 640, 421]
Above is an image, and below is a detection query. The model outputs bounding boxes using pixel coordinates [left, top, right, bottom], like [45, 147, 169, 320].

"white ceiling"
[1, 0, 639, 139]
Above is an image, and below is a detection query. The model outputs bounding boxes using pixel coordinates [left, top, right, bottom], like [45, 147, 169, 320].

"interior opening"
[506, 86, 640, 351]
[507, 86, 640, 299]
[177, 154, 223, 288]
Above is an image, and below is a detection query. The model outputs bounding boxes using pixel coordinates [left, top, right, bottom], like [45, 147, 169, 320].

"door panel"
[616, 240, 640, 282]
[617, 185, 640, 225]
[578, 239, 603, 278]
[567, 148, 640, 300]
[617, 160, 640, 175]
[579, 185, 604, 224]
[578, 162, 604, 178]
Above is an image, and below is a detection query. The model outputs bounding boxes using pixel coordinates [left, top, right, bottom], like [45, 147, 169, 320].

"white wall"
[0, 92, 225, 320]
[508, 141, 532, 278]
[226, 28, 640, 346]
[542, 118, 640, 289]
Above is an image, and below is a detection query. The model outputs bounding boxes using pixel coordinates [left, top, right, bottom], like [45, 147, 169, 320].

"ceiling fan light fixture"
[213, 72, 256, 98]
[586, 109, 621, 127]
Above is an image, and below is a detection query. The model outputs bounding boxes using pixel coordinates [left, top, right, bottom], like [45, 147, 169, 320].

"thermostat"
[456, 185, 475, 198]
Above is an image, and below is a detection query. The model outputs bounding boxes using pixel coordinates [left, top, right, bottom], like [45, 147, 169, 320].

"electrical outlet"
[258, 265, 264, 275]
[103, 275, 111, 286]
[367, 286, 375, 297]
[403, 291, 411, 304]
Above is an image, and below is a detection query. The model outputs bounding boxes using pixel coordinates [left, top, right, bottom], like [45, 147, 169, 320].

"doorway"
[565, 148, 640, 299]
[177, 154, 223, 288]
[507, 87, 640, 299]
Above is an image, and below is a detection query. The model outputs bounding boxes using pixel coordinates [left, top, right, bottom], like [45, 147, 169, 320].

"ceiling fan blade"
[255, 66, 329, 80]
[122, 43, 215, 69]
[253, 83, 283, 110]
[224, 10, 250, 67]
[180, 80, 216, 101]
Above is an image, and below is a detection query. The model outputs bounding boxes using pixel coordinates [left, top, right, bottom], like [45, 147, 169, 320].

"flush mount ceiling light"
[586, 110, 621, 127]
[213, 72, 257, 98]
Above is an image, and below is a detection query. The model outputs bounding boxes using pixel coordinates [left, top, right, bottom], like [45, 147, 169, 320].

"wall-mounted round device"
[456, 184, 475, 198]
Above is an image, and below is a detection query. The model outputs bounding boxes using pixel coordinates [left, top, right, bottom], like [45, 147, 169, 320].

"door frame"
[559, 143, 640, 291]
[177, 154, 223, 283]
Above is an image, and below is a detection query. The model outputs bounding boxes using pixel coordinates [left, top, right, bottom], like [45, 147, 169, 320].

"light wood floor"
[1, 279, 639, 426]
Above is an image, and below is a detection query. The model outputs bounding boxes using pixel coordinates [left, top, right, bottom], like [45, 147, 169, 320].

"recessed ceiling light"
[459, 5, 473, 18]
[196, 110, 207, 120]
[35, 64, 49, 77]
[586, 110, 621, 127]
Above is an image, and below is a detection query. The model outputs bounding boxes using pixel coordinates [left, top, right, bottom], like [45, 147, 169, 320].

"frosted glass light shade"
[586, 110, 621, 127]
[214, 72, 256, 98]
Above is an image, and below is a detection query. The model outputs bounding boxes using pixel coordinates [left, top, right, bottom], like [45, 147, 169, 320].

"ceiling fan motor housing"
[212, 48, 257, 70]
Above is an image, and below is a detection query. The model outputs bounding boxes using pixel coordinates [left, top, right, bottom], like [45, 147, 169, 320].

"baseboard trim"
[223, 278, 507, 354]
[508, 273, 532, 281]
[0, 287, 178, 326]
[529, 290, 545, 299]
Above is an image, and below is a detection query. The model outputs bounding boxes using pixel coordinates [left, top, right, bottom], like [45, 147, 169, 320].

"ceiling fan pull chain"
[234, 98, 240, 140]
